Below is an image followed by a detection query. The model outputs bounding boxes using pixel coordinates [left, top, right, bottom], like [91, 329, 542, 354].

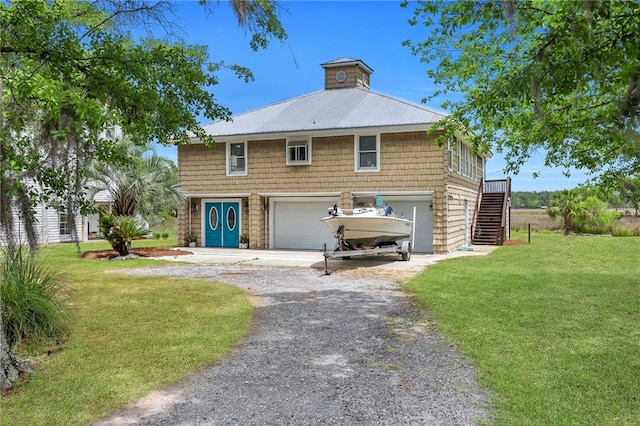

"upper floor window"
[355, 134, 379, 172]
[457, 142, 477, 180]
[447, 138, 453, 171]
[227, 141, 247, 176]
[286, 139, 311, 165]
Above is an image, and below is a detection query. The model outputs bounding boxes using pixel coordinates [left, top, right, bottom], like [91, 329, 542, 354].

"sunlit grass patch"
[2, 242, 252, 426]
[406, 232, 640, 425]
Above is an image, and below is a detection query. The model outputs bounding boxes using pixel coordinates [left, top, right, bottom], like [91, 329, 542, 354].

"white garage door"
[384, 198, 433, 253]
[272, 198, 339, 250]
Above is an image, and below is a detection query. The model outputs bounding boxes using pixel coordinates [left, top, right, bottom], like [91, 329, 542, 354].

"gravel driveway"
[94, 264, 492, 425]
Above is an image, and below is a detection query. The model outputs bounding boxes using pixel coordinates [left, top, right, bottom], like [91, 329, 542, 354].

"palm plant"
[99, 212, 148, 257]
[86, 139, 185, 219]
[547, 190, 587, 235]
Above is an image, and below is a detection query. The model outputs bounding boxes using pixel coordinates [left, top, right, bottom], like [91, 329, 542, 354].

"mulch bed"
[503, 239, 525, 246]
[81, 247, 193, 260]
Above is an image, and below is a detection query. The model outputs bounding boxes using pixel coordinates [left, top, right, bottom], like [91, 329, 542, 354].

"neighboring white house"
[1, 202, 86, 246]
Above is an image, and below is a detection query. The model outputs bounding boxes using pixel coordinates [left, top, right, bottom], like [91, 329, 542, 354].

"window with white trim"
[447, 139, 453, 171]
[286, 139, 311, 165]
[227, 141, 247, 176]
[59, 210, 71, 235]
[355, 134, 379, 172]
[457, 141, 477, 180]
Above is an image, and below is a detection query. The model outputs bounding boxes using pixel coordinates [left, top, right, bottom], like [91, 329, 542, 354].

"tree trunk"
[0, 312, 34, 391]
[563, 214, 572, 235]
[113, 240, 131, 257]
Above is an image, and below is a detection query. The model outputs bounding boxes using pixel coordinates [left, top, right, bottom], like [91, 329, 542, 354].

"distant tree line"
[512, 176, 640, 216]
[511, 191, 554, 209]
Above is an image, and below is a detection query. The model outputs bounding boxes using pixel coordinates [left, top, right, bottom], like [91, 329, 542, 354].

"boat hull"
[322, 215, 412, 248]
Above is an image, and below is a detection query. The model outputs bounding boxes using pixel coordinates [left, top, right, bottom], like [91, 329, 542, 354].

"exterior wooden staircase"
[472, 178, 511, 245]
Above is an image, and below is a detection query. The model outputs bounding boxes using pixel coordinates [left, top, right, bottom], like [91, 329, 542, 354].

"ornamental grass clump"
[1, 248, 72, 350]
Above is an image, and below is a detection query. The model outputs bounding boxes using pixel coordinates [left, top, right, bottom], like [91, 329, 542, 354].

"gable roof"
[200, 87, 447, 140]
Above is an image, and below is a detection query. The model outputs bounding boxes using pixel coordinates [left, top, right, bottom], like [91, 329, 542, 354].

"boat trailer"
[323, 238, 412, 261]
[321, 206, 416, 275]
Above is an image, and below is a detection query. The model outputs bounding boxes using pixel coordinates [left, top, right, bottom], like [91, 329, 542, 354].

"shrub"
[153, 233, 161, 240]
[99, 212, 148, 256]
[1, 248, 72, 349]
[161, 233, 169, 239]
[573, 196, 620, 234]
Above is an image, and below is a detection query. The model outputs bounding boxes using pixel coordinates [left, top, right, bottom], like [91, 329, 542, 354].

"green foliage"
[1, 242, 252, 425]
[153, 233, 161, 240]
[573, 196, 621, 234]
[86, 139, 185, 221]
[186, 232, 198, 245]
[403, 0, 640, 184]
[98, 212, 147, 256]
[161, 233, 168, 239]
[406, 233, 640, 425]
[618, 176, 640, 216]
[0, 249, 72, 349]
[546, 190, 587, 235]
[0, 0, 286, 252]
[510, 191, 553, 208]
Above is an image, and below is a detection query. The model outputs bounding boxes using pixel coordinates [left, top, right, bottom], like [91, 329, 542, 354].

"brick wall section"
[178, 130, 483, 252]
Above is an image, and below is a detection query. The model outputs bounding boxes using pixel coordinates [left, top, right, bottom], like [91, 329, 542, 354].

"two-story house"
[177, 57, 494, 253]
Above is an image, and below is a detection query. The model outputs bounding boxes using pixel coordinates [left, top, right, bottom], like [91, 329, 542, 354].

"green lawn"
[406, 232, 640, 425]
[2, 239, 253, 426]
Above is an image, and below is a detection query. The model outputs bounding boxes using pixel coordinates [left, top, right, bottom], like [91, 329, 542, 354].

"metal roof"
[320, 57, 374, 73]
[201, 87, 447, 140]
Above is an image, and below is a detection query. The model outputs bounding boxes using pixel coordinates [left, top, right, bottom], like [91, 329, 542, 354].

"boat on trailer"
[321, 204, 414, 265]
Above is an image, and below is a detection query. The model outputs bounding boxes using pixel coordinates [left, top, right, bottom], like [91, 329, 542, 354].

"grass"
[612, 216, 640, 236]
[2, 238, 253, 426]
[512, 209, 640, 236]
[406, 232, 640, 425]
[511, 208, 562, 231]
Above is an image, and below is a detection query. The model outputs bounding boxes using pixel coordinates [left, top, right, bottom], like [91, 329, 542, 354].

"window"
[286, 139, 311, 165]
[355, 134, 379, 172]
[447, 139, 453, 171]
[59, 210, 70, 235]
[457, 141, 477, 180]
[227, 141, 247, 176]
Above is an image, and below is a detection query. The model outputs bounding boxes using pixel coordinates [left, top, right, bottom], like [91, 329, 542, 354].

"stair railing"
[498, 177, 512, 243]
[471, 177, 483, 243]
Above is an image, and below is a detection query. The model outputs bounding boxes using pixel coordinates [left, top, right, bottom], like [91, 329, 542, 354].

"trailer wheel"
[401, 241, 411, 261]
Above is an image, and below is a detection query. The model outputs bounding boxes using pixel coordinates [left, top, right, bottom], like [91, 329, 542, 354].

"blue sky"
[155, 0, 590, 192]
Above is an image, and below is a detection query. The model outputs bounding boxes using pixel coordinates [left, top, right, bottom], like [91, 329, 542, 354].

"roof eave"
[190, 123, 441, 143]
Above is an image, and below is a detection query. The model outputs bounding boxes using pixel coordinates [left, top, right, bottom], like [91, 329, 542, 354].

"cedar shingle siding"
[178, 58, 485, 253]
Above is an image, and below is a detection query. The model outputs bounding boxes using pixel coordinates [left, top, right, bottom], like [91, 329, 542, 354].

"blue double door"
[204, 201, 240, 248]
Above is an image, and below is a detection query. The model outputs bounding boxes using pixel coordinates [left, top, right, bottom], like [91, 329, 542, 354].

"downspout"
[188, 196, 192, 235]
[264, 197, 268, 249]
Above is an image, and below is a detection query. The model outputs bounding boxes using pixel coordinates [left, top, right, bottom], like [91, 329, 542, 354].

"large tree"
[1, 0, 285, 391]
[403, 0, 640, 183]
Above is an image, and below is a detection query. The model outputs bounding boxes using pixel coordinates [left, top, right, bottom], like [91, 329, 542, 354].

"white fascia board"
[351, 190, 434, 198]
[191, 123, 438, 144]
[258, 192, 341, 198]
[186, 193, 252, 198]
